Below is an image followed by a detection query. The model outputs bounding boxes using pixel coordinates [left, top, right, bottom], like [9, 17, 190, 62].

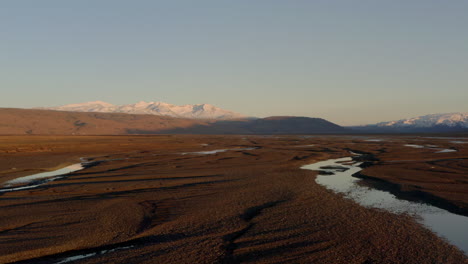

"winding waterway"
[302, 156, 468, 254]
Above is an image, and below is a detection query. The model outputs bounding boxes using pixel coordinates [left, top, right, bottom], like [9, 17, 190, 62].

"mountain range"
[0, 101, 466, 135]
[40, 101, 246, 120]
[353, 113, 468, 133]
[0, 108, 347, 135]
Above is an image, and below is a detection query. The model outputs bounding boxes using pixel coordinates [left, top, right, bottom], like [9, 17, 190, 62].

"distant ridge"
[133, 116, 348, 135]
[352, 113, 468, 133]
[0, 108, 347, 135]
[39, 101, 247, 120]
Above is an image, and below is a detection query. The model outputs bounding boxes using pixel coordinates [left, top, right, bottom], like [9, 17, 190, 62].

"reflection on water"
[0, 163, 84, 193]
[451, 141, 468, 144]
[181, 147, 256, 155]
[436, 149, 457, 153]
[404, 144, 426, 148]
[55, 246, 134, 264]
[4, 164, 84, 186]
[404, 144, 458, 153]
[302, 157, 468, 254]
[56, 253, 97, 264]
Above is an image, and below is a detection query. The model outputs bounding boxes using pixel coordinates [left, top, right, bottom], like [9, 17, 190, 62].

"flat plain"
[0, 135, 467, 263]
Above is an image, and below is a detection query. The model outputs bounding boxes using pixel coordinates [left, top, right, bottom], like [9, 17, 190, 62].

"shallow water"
[422, 137, 468, 140]
[4, 164, 84, 186]
[436, 149, 458, 153]
[404, 144, 425, 148]
[55, 246, 134, 264]
[56, 253, 97, 264]
[0, 163, 84, 193]
[404, 144, 458, 153]
[301, 157, 468, 254]
[181, 147, 256, 155]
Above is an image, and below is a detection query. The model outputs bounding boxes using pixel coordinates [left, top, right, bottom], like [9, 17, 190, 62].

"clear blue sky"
[1, 1, 467, 125]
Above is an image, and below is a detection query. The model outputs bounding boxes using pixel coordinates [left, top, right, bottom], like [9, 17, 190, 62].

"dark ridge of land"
[0, 135, 466, 264]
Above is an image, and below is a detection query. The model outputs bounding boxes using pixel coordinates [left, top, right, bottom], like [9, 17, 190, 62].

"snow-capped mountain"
[376, 113, 468, 128]
[351, 112, 468, 133]
[40, 101, 246, 120]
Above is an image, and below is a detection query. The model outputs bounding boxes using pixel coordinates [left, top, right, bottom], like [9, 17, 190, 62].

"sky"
[1, 1, 467, 126]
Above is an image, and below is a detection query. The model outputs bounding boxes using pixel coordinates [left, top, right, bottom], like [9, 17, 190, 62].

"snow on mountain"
[376, 113, 468, 128]
[41, 101, 246, 120]
[49, 101, 116, 112]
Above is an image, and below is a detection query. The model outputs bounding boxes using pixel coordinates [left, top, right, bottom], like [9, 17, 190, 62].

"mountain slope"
[0, 108, 346, 135]
[129, 116, 349, 135]
[41, 101, 246, 120]
[246, 116, 347, 134]
[0, 108, 207, 135]
[353, 113, 468, 133]
[376, 113, 468, 128]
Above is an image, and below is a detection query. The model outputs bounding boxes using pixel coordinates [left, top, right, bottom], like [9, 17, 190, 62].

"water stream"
[181, 147, 257, 155]
[55, 246, 134, 264]
[0, 163, 84, 193]
[301, 156, 468, 254]
[404, 144, 457, 153]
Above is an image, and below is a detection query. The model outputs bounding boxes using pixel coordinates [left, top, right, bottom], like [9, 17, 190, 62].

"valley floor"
[0, 135, 466, 263]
